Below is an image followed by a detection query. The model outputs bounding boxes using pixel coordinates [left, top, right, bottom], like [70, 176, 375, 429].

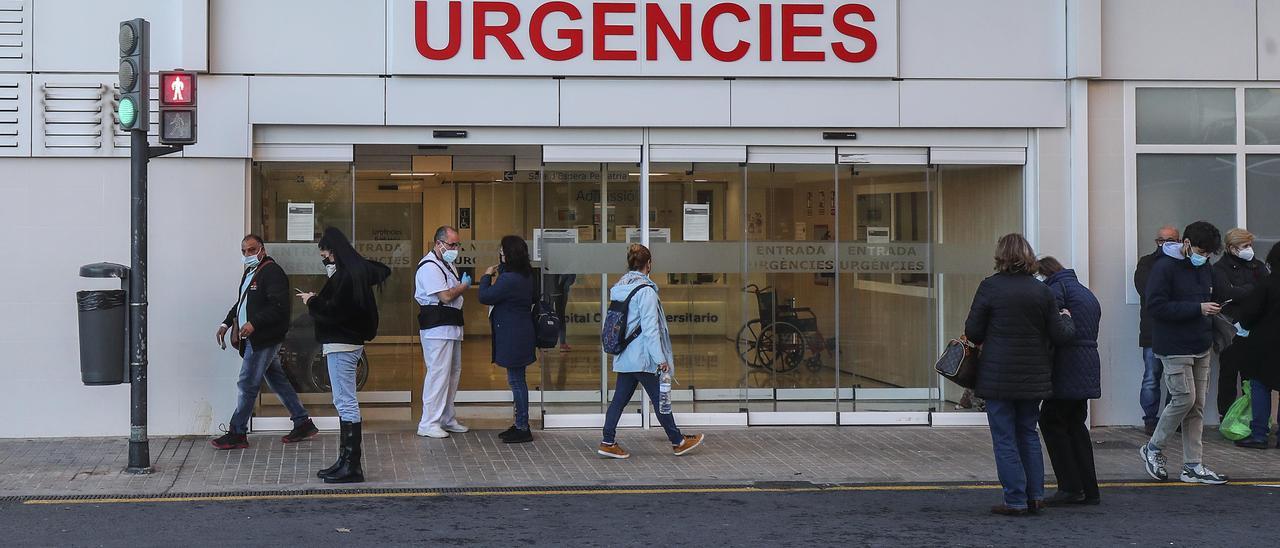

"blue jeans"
[229, 340, 309, 434]
[602, 372, 682, 445]
[1247, 379, 1278, 443]
[1141, 347, 1164, 426]
[507, 366, 530, 430]
[327, 348, 364, 422]
[985, 399, 1045, 509]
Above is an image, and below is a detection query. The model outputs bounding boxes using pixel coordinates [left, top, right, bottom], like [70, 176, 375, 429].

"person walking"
[298, 227, 391, 484]
[211, 234, 317, 450]
[1135, 225, 1180, 434]
[552, 273, 576, 352]
[415, 226, 472, 439]
[1035, 257, 1102, 506]
[478, 235, 538, 444]
[964, 234, 1075, 516]
[597, 244, 705, 459]
[1213, 228, 1269, 418]
[1139, 221, 1229, 485]
[1224, 243, 1280, 449]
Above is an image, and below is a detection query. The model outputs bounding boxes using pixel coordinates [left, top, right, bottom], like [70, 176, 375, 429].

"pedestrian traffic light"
[117, 19, 149, 132]
[158, 70, 197, 145]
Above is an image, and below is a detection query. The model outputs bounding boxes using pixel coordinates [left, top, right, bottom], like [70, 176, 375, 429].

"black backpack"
[532, 277, 560, 349]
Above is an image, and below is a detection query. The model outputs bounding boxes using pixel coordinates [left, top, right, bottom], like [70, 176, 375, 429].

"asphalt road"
[3, 483, 1275, 547]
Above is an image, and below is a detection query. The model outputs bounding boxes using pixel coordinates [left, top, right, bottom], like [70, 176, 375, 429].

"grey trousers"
[1148, 353, 1210, 465]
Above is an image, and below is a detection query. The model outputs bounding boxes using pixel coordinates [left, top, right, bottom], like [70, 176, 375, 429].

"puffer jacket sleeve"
[1045, 290, 1076, 346]
[964, 278, 992, 344]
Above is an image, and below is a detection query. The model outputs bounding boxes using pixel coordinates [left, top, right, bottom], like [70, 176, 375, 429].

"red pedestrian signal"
[158, 70, 197, 145]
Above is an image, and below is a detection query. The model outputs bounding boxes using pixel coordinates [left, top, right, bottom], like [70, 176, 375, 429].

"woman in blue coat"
[478, 235, 537, 444]
[1036, 256, 1102, 506]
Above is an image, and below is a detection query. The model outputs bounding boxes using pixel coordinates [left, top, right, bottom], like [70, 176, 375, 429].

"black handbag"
[531, 276, 561, 349]
[935, 337, 979, 389]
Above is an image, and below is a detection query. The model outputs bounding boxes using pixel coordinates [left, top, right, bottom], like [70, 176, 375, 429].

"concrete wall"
[0, 158, 247, 437]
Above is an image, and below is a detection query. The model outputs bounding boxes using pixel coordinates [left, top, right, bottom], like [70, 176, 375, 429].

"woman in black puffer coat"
[1036, 257, 1102, 506]
[964, 234, 1075, 516]
[1212, 228, 1270, 415]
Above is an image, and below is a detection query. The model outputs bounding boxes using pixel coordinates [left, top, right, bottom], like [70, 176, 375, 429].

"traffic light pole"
[125, 129, 181, 475]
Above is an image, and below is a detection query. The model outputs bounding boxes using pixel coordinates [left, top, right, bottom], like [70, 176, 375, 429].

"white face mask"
[1236, 246, 1255, 262]
[1034, 274, 1047, 282]
[325, 264, 337, 278]
[1161, 241, 1185, 260]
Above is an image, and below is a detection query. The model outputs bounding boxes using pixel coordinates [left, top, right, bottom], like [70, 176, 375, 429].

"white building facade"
[2, 0, 1279, 437]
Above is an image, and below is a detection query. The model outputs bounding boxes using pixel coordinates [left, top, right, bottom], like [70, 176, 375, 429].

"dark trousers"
[1039, 399, 1100, 500]
[1216, 350, 1241, 419]
[602, 372, 682, 445]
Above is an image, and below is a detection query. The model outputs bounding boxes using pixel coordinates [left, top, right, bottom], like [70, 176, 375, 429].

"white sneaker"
[1181, 464, 1228, 485]
[417, 425, 449, 438]
[444, 422, 470, 434]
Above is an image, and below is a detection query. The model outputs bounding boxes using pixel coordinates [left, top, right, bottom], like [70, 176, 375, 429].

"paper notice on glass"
[532, 228, 579, 261]
[287, 202, 315, 241]
[683, 203, 710, 241]
[625, 227, 671, 243]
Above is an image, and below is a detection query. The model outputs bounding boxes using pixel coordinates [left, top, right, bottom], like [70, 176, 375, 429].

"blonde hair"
[994, 233, 1037, 274]
[1224, 228, 1255, 250]
[626, 244, 652, 271]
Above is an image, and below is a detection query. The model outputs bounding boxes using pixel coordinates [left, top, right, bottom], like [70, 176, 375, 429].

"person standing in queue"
[297, 227, 391, 484]
[211, 234, 317, 450]
[597, 244, 704, 459]
[1212, 228, 1269, 419]
[1035, 257, 1102, 506]
[964, 234, 1075, 516]
[1224, 243, 1280, 449]
[415, 226, 472, 439]
[478, 235, 538, 444]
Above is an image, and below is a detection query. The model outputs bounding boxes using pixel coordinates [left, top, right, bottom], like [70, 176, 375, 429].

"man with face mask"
[1134, 225, 1180, 434]
[1139, 221, 1229, 485]
[415, 225, 473, 438]
[211, 234, 316, 449]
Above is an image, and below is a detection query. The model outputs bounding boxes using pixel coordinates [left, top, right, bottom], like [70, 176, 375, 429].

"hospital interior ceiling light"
[628, 173, 669, 177]
[390, 172, 436, 177]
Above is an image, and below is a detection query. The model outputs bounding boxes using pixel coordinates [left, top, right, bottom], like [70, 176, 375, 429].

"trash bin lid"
[80, 262, 130, 279]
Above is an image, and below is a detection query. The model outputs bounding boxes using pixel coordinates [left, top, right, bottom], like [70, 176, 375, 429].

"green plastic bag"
[1220, 382, 1253, 441]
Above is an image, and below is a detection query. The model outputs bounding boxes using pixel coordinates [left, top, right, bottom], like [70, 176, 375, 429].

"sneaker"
[498, 425, 519, 441]
[597, 442, 630, 459]
[1235, 438, 1269, 450]
[673, 434, 705, 456]
[1181, 464, 1228, 485]
[281, 419, 319, 444]
[417, 426, 449, 438]
[1140, 443, 1167, 481]
[503, 428, 533, 444]
[444, 422, 470, 434]
[210, 432, 248, 450]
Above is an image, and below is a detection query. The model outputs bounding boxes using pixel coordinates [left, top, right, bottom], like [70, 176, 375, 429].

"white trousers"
[419, 336, 462, 430]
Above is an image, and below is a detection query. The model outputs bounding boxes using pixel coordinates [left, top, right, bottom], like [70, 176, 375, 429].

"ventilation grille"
[41, 82, 104, 149]
[0, 79, 17, 148]
[0, 0, 25, 63]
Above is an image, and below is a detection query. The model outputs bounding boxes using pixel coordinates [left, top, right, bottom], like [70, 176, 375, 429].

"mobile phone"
[1221, 299, 1233, 305]
[295, 288, 305, 294]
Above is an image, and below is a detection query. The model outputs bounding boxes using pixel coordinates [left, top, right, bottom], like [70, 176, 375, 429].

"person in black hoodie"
[1139, 221, 1228, 485]
[1035, 257, 1102, 506]
[965, 234, 1075, 516]
[211, 235, 316, 450]
[1212, 228, 1270, 417]
[298, 227, 391, 484]
[1223, 243, 1280, 449]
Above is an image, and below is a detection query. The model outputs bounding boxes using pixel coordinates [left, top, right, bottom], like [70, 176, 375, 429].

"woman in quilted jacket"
[1036, 256, 1102, 507]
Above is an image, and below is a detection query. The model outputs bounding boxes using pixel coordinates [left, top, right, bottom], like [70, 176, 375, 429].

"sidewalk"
[3, 426, 1278, 498]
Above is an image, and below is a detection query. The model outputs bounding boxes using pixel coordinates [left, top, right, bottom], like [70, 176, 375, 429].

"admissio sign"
[389, 0, 898, 77]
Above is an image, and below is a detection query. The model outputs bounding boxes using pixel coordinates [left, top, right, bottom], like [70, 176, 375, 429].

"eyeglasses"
[439, 240, 462, 249]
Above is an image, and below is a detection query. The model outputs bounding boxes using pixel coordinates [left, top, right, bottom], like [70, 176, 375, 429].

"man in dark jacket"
[1139, 221, 1228, 485]
[1135, 225, 1180, 434]
[211, 235, 316, 450]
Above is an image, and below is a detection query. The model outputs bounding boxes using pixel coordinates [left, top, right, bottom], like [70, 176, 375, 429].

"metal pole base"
[126, 439, 152, 475]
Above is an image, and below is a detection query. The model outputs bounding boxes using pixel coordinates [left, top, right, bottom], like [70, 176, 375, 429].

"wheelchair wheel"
[309, 352, 372, 392]
[736, 320, 768, 368]
[763, 322, 806, 374]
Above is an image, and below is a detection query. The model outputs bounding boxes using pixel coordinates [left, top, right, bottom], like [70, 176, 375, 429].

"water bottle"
[658, 370, 673, 414]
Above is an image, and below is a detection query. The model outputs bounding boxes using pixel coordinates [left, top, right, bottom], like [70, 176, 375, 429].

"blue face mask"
[243, 254, 260, 268]
[1190, 252, 1208, 267]
[442, 249, 459, 263]
[1161, 241, 1185, 260]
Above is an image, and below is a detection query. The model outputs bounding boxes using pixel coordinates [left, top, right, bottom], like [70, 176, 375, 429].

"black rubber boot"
[316, 420, 349, 479]
[323, 421, 364, 484]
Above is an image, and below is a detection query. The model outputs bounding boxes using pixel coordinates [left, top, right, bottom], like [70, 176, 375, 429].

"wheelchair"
[735, 284, 833, 373]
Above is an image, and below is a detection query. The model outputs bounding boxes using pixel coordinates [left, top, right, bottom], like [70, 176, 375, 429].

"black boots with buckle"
[317, 420, 364, 484]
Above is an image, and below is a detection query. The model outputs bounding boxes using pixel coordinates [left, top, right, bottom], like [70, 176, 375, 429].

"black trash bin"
[77, 289, 128, 385]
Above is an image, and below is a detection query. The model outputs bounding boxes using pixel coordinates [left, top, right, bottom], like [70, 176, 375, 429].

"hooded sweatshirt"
[609, 271, 675, 378]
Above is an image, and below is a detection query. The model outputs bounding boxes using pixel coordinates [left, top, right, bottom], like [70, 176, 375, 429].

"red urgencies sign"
[397, 0, 898, 77]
